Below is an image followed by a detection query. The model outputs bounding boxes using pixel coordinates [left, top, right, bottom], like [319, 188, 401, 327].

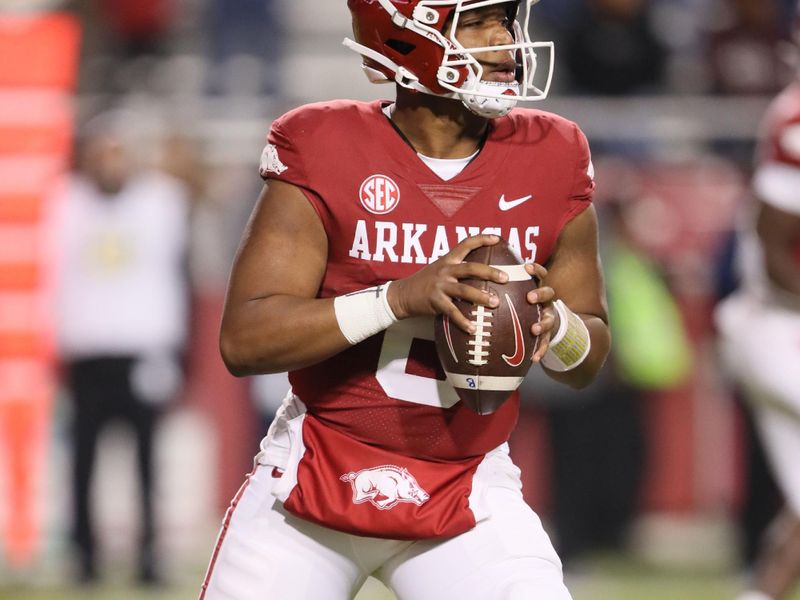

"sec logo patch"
[359, 174, 400, 215]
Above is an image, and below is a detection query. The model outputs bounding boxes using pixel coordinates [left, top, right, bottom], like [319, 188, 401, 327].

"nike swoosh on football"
[498, 194, 533, 211]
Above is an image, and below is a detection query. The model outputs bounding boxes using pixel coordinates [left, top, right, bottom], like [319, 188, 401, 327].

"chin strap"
[374, 0, 410, 27]
[460, 78, 520, 118]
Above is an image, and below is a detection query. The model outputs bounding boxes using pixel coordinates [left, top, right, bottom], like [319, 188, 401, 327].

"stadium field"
[2, 561, 799, 600]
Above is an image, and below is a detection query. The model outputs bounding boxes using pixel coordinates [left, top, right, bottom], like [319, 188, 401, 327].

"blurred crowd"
[49, 0, 798, 95]
[1, 0, 799, 592]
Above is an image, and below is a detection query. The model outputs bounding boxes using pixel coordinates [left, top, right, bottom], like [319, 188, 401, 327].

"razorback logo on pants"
[280, 414, 484, 540]
[340, 465, 430, 510]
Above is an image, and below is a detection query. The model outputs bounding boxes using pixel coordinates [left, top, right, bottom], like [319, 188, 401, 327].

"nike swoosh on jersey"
[498, 194, 533, 211]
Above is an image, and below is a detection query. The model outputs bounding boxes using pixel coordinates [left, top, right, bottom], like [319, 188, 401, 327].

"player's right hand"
[387, 234, 510, 333]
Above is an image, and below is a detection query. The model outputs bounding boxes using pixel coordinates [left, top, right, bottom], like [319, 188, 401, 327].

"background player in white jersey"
[716, 12, 800, 598]
[200, 1, 610, 599]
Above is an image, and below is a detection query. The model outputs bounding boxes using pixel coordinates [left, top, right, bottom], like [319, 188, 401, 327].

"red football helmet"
[344, 0, 554, 118]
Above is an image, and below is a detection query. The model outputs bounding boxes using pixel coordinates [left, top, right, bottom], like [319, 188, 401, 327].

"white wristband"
[333, 282, 398, 345]
[541, 299, 591, 372]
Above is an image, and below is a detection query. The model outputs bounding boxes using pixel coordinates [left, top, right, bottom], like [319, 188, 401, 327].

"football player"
[717, 7, 800, 597]
[200, 1, 610, 599]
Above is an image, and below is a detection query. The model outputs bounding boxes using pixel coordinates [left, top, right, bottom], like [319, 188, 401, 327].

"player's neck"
[390, 90, 488, 159]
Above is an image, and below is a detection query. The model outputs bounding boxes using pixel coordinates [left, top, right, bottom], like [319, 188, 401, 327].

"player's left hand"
[523, 263, 560, 363]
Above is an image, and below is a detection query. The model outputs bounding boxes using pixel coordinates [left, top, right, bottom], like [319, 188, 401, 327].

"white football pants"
[200, 460, 572, 600]
[716, 293, 800, 516]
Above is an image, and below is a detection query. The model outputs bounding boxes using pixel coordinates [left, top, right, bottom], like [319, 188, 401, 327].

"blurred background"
[0, 0, 798, 598]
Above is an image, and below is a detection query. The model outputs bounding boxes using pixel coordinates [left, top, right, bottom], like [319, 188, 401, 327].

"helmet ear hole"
[385, 39, 416, 55]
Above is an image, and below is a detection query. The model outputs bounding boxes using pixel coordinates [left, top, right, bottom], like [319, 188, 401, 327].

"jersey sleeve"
[562, 123, 595, 225]
[259, 116, 311, 189]
[258, 110, 334, 231]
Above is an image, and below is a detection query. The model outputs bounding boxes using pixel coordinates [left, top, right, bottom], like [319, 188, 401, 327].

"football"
[434, 239, 541, 415]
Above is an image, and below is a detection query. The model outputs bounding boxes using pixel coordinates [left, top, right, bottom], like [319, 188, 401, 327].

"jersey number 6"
[375, 317, 460, 409]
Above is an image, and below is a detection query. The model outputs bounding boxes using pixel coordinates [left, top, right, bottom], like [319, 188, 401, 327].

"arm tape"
[333, 282, 398, 345]
[541, 299, 591, 372]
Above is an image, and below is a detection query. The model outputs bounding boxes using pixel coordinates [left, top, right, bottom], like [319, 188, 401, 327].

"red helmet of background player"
[344, 0, 554, 118]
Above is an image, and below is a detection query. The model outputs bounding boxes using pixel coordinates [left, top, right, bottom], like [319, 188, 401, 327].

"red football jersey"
[260, 99, 594, 538]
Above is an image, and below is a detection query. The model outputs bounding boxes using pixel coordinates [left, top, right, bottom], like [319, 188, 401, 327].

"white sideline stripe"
[446, 372, 524, 391]
[491, 264, 531, 282]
